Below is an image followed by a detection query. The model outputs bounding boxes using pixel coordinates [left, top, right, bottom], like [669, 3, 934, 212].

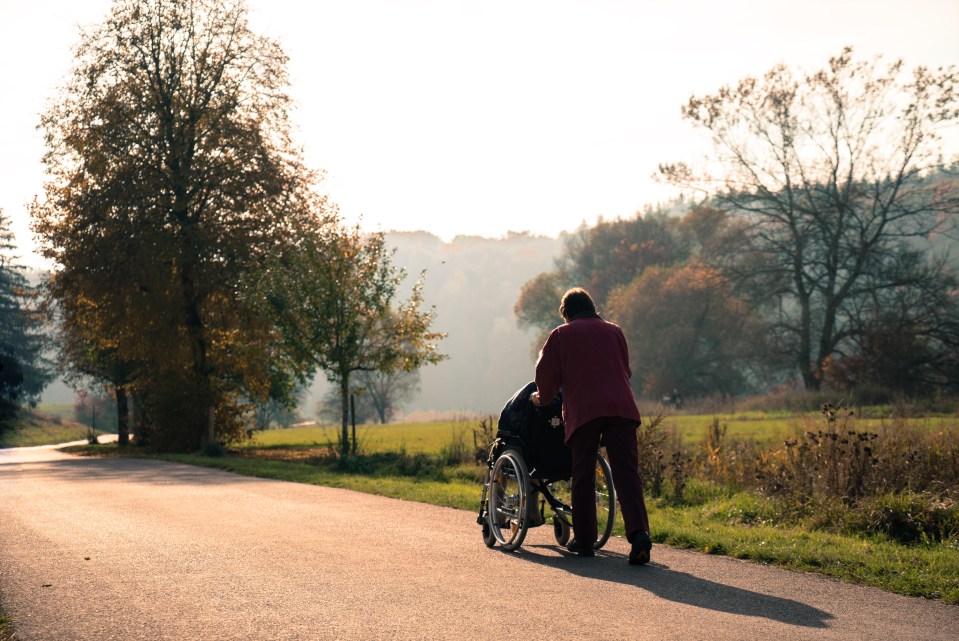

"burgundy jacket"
[534, 314, 641, 442]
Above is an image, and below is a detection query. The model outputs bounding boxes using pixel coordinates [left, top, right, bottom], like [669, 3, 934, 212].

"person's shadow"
[510, 543, 834, 629]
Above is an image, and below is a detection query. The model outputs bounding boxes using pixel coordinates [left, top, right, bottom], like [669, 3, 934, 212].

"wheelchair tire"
[594, 452, 616, 550]
[482, 520, 496, 548]
[547, 452, 617, 551]
[481, 469, 497, 548]
[487, 449, 530, 551]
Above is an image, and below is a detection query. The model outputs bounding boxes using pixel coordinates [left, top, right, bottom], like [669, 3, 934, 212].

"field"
[246, 420, 481, 455]
[247, 411, 959, 450]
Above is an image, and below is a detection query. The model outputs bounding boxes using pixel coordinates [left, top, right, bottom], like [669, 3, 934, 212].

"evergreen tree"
[0, 209, 51, 422]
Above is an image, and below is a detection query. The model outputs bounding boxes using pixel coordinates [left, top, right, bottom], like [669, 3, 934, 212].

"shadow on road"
[0, 455, 256, 487]
[510, 543, 835, 629]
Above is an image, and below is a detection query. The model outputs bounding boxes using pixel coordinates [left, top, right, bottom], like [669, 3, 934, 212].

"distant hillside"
[394, 231, 563, 413]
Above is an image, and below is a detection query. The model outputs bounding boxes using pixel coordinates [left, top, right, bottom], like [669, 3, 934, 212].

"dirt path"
[0, 445, 956, 640]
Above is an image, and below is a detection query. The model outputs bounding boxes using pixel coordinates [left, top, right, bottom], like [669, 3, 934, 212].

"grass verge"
[648, 497, 959, 603]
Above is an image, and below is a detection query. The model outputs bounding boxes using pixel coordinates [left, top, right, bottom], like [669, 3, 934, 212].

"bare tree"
[661, 48, 959, 390]
[354, 368, 421, 424]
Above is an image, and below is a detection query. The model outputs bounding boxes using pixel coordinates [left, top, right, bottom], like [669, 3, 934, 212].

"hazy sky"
[2, 0, 957, 268]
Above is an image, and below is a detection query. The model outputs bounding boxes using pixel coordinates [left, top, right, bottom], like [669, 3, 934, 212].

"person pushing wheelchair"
[530, 288, 652, 564]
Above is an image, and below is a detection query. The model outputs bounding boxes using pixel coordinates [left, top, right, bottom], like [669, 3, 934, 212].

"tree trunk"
[796, 286, 819, 391]
[132, 392, 145, 445]
[350, 393, 357, 455]
[180, 261, 212, 448]
[116, 386, 129, 446]
[340, 375, 350, 458]
[207, 405, 215, 445]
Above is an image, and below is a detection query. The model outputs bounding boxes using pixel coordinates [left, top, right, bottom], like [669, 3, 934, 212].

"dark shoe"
[566, 539, 595, 557]
[628, 531, 652, 565]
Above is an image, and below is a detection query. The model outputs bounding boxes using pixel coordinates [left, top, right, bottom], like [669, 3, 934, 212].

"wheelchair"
[477, 382, 617, 552]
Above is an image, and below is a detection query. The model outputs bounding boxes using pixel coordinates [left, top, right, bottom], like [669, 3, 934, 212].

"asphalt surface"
[1, 444, 957, 641]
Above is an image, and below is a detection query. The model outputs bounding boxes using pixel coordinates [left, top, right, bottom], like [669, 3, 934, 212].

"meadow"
[244, 411, 959, 450]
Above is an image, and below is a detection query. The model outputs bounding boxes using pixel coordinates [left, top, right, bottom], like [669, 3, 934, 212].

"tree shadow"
[0, 454, 257, 487]
[509, 543, 835, 629]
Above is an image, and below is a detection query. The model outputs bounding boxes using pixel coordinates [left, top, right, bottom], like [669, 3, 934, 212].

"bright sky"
[1, 0, 958, 268]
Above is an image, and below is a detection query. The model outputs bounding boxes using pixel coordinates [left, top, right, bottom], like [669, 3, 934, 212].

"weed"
[471, 416, 496, 464]
[438, 426, 473, 466]
[669, 451, 692, 502]
[637, 413, 669, 497]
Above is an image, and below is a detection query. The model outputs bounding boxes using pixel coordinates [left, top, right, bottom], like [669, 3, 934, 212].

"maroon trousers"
[568, 416, 650, 545]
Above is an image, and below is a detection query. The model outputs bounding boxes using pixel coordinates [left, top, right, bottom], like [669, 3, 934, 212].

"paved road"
[1, 446, 956, 641]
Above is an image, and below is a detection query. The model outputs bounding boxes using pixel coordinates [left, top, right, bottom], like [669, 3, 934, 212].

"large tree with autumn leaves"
[32, 0, 324, 450]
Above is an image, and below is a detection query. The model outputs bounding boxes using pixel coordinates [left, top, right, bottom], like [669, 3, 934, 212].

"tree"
[263, 220, 446, 455]
[514, 271, 567, 339]
[354, 368, 421, 424]
[607, 262, 769, 399]
[515, 210, 689, 336]
[31, 0, 317, 450]
[0, 209, 51, 422]
[660, 48, 959, 390]
[73, 389, 119, 431]
[252, 381, 305, 430]
[45, 278, 139, 444]
[555, 212, 690, 307]
[824, 260, 959, 394]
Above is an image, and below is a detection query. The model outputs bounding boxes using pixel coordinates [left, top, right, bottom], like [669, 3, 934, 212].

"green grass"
[663, 413, 959, 446]
[0, 409, 107, 448]
[243, 412, 959, 452]
[646, 493, 959, 603]
[246, 420, 484, 455]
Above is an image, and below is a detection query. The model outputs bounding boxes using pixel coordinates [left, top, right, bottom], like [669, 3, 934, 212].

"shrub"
[637, 413, 669, 497]
[202, 442, 227, 458]
[664, 402, 959, 541]
[850, 491, 959, 544]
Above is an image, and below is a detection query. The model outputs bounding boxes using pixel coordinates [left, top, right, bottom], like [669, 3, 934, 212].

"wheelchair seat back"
[497, 381, 572, 481]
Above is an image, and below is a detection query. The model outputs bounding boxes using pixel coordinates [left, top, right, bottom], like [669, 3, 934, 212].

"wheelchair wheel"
[595, 452, 616, 550]
[482, 520, 497, 548]
[549, 452, 617, 550]
[487, 449, 530, 551]
[552, 515, 571, 546]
